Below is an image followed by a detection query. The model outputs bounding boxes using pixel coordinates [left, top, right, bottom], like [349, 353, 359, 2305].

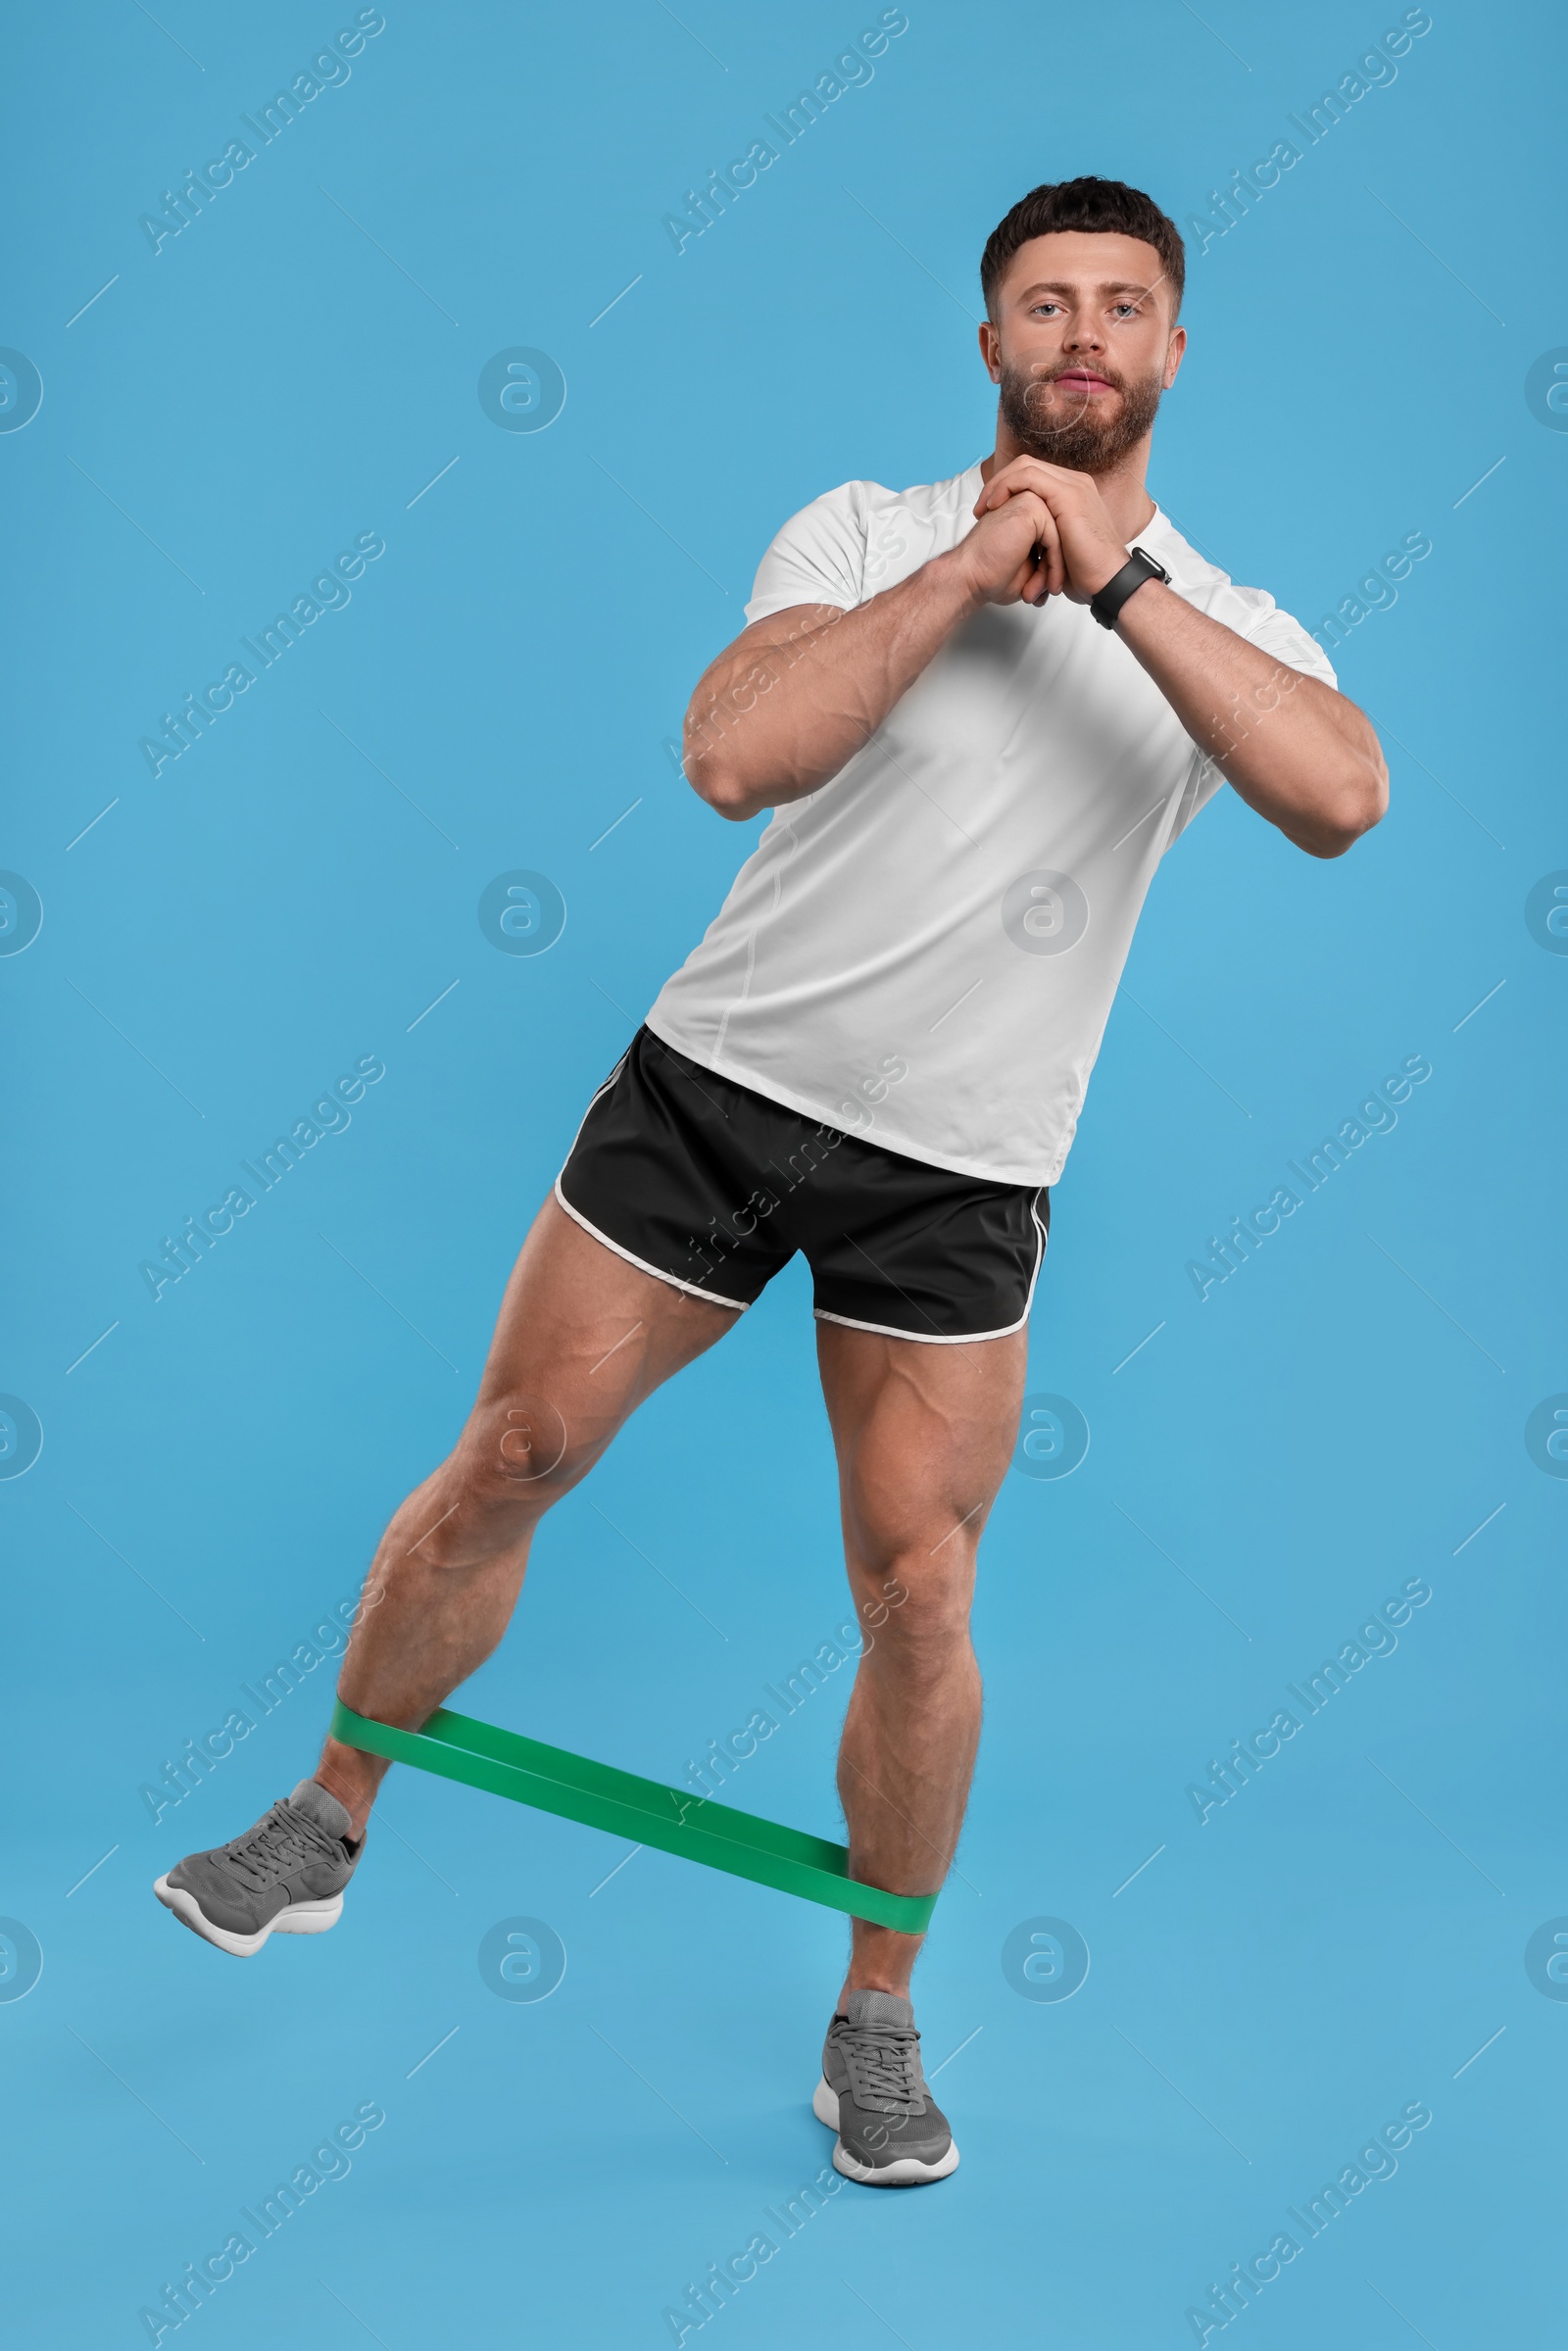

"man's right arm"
[682, 489, 1053, 821]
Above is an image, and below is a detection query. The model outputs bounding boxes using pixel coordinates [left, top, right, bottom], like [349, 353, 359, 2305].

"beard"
[997, 355, 1164, 473]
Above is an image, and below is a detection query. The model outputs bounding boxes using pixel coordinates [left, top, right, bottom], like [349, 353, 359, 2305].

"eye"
[1031, 301, 1063, 318]
[1111, 302, 1140, 318]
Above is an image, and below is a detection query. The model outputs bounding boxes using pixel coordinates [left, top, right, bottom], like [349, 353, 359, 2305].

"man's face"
[980, 230, 1185, 473]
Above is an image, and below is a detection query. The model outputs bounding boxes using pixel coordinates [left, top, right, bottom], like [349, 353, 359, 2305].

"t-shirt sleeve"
[743, 482, 868, 624]
[1165, 590, 1341, 845]
[1237, 596, 1338, 690]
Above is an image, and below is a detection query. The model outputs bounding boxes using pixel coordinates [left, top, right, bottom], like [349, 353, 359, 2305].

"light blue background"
[4, 3, 1563, 2344]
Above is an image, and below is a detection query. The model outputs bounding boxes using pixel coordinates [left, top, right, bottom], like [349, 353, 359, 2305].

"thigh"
[815, 1320, 1029, 1602]
[462, 1192, 738, 1500]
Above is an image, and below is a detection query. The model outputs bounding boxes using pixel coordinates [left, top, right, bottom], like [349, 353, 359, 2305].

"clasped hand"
[956, 458, 1133, 609]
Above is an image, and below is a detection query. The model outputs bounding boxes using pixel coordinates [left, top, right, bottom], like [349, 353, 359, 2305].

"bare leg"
[815, 1321, 1027, 2006]
[316, 1197, 735, 1835]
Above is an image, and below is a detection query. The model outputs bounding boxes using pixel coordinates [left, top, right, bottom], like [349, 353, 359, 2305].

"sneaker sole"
[153, 1876, 344, 1958]
[812, 2077, 960, 2185]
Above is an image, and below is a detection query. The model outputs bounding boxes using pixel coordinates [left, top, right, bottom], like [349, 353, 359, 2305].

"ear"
[978, 319, 1002, 384]
[1162, 324, 1187, 390]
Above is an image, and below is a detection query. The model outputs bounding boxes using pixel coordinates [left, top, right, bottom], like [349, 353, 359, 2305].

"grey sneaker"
[154, 1780, 363, 1957]
[812, 1988, 959, 2184]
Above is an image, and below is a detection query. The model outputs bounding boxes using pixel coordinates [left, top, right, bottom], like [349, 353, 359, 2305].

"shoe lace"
[221, 1803, 335, 1891]
[841, 2024, 923, 2115]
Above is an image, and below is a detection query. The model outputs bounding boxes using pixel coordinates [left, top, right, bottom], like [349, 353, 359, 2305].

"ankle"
[312, 1749, 379, 1840]
[837, 1971, 914, 2008]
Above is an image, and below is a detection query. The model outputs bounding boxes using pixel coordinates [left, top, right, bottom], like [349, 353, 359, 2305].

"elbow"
[1301, 751, 1389, 858]
[682, 730, 766, 822]
[710, 791, 763, 824]
[688, 752, 761, 822]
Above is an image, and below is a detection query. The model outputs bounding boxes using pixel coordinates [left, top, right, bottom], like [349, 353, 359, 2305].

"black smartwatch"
[1089, 545, 1170, 630]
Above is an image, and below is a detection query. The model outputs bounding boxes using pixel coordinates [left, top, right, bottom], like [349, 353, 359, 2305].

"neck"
[980, 429, 1157, 544]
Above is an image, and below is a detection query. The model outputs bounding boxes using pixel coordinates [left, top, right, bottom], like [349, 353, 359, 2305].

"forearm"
[1114, 582, 1388, 857]
[684, 550, 983, 820]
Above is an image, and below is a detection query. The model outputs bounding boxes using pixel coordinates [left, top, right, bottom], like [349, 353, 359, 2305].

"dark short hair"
[980, 176, 1185, 320]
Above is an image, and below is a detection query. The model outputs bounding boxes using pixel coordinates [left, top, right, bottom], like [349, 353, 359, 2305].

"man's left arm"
[1112, 584, 1387, 858]
[977, 458, 1388, 859]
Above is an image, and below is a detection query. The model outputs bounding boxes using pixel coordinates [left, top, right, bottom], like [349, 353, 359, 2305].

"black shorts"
[555, 1028, 1048, 1344]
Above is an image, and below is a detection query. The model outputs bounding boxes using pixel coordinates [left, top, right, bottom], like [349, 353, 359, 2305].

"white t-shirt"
[646, 462, 1336, 1186]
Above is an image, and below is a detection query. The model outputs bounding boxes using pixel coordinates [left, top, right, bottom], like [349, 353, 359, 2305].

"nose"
[1062, 313, 1104, 353]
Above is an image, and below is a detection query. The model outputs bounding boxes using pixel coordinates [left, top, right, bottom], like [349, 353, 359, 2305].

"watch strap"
[1089, 544, 1171, 630]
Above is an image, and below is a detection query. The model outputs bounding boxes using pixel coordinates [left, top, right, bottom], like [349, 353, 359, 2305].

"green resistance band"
[329, 1698, 939, 1935]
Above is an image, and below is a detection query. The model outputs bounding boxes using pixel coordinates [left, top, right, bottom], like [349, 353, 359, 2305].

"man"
[155, 177, 1385, 2186]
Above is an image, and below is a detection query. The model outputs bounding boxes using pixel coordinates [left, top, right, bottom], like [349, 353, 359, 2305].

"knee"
[857, 1553, 972, 1674]
[458, 1387, 602, 1513]
[846, 1467, 992, 1600]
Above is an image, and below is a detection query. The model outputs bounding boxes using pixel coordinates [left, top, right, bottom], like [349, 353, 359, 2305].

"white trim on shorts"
[560, 1056, 629, 1157]
[810, 1188, 1049, 1346]
[552, 1180, 751, 1313]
